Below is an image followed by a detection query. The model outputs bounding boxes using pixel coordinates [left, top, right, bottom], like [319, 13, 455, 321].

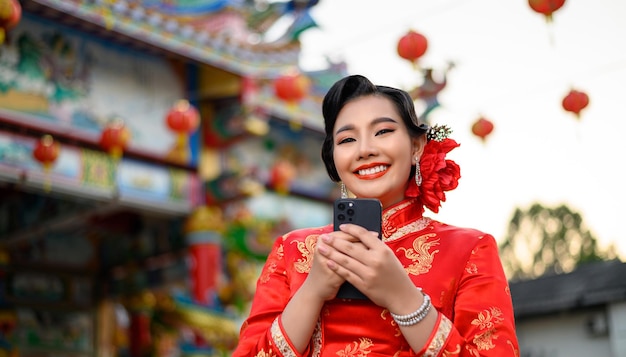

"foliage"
[498, 202, 618, 281]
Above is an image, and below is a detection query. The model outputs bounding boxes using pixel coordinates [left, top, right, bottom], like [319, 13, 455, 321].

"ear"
[411, 135, 427, 159]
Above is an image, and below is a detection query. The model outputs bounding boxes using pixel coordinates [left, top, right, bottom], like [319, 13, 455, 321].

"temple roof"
[22, 0, 320, 78]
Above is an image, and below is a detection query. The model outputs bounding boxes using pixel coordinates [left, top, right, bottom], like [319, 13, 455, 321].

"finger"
[338, 224, 381, 248]
[321, 232, 368, 259]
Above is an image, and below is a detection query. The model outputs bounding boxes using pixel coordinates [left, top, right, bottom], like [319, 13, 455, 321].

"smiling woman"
[232, 74, 519, 357]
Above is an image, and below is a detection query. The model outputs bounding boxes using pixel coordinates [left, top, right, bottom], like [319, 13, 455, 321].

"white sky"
[298, 0, 626, 258]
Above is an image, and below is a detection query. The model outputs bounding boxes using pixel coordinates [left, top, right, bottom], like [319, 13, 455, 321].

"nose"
[357, 137, 378, 159]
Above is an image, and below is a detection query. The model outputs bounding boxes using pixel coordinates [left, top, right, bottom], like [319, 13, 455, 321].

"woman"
[232, 75, 519, 356]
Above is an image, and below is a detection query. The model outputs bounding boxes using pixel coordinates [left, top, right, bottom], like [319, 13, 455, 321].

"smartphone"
[333, 198, 382, 299]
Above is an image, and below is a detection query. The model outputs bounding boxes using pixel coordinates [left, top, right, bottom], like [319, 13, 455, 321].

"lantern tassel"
[176, 133, 189, 147]
[42, 162, 52, 192]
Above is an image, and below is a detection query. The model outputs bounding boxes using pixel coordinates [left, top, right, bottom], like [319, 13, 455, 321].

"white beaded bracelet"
[390, 293, 432, 327]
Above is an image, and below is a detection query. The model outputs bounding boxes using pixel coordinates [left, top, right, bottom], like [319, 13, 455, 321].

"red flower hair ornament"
[405, 124, 461, 213]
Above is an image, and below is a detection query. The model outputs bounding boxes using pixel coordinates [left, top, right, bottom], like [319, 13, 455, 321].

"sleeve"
[231, 235, 311, 357]
[417, 234, 520, 356]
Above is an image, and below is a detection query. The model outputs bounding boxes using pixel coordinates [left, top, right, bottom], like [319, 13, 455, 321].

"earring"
[414, 158, 422, 187]
[340, 182, 348, 198]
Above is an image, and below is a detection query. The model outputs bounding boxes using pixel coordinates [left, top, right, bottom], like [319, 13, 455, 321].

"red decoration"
[528, 0, 566, 23]
[471, 116, 494, 143]
[0, 0, 21, 45]
[562, 88, 589, 119]
[33, 134, 60, 169]
[397, 30, 428, 67]
[274, 71, 311, 105]
[189, 237, 221, 305]
[269, 159, 296, 195]
[99, 119, 131, 161]
[166, 99, 200, 146]
[32, 134, 60, 191]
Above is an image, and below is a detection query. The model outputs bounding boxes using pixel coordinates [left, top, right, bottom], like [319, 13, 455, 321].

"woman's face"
[332, 95, 421, 209]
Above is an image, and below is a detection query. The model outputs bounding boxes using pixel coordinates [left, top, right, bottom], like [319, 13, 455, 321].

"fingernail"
[321, 234, 331, 243]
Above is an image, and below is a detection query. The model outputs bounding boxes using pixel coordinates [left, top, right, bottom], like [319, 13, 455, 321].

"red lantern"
[33, 134, 60, 169]
[471, 116, 494, 143]
[0, 0, 22, 45]
[397, 30, 428, 67]
[269, 159, 296, 195]
[99, 119, 131, 161]
[562, 89, 589, 119]
[274, 71, 311, 105]
[32, 134, 60, 191]
[528, 0, 566, 23]
[166, 99, 200, 146]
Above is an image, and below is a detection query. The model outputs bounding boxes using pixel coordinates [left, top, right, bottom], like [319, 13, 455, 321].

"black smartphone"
[333, 198, 382, 299]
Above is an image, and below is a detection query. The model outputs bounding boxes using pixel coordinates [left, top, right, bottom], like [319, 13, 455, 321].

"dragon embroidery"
[292, 234, 318, 273]
[397, 233, 440, 275]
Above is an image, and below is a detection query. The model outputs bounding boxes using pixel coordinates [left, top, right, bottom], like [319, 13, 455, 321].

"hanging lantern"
[32, 134, 61, 191]
[273, 70, 311, 126]
[166, 99, 200, 147]
[0, 0, 21, 45]
[274, 71, 310, 104]
[562, 88, 589, 119]
[471, 116, 494, 143]
[528, 0, 566, 23]
[268, 158, 296, 195]
[99, 119, 131, 161]
[397, 30, 428, 68]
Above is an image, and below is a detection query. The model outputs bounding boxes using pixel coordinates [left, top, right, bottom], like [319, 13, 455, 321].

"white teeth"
[358, 165, 387, 176]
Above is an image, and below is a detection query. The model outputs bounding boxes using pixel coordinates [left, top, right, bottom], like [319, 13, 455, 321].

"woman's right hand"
[300, 233, 347, 301]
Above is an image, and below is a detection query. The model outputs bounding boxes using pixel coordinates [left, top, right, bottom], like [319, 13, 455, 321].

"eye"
[375, 128, 395, 136]
[337, 137, 355, 145]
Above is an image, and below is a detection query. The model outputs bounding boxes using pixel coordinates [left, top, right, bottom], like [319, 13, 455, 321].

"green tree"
[498, 202, 618, 281]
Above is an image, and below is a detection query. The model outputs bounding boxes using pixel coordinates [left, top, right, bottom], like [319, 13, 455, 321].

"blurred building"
[0, 0, 346, 355]
[511, 260, 626, 357]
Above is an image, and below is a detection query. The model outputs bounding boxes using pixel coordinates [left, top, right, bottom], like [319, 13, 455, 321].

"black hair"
[321, 74, 429, 182]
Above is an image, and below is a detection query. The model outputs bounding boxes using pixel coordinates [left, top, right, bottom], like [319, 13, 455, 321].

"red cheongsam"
[232, 198, 519, 356]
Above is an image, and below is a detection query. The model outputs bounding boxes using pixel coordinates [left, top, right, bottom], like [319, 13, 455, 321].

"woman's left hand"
[317, 223, 420, 310]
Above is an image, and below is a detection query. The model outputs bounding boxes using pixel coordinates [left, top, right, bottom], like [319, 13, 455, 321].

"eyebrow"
[334, 116, 398, 136]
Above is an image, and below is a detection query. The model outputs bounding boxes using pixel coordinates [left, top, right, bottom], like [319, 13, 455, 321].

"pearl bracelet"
[390, 292, 432, 327]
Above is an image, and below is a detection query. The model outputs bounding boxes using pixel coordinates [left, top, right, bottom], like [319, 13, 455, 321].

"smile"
[357, 165, 388, 176]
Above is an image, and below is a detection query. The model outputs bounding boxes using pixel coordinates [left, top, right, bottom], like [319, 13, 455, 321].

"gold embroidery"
[442, 344, 461, 356]
[312, 319, 323, 357]
[337, 338, 373, 357]
[385, 217, 431, 242]
[260, 243, 284, 283]
[470, 307, 504, 351]
[471, 307, 504, 330]
[465, 262, 478, 274]
[473, 329, 497, 351]
[423, 314, 452, 357]
[464, 345, 479, 357]
[507, 339, 520, 357]
[292, 234, 319, 273]
[397, 233, 439, 275]
[270, 317, 296, 357]
[260, 261, 277, 284]
[255, 350, 277, 357]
